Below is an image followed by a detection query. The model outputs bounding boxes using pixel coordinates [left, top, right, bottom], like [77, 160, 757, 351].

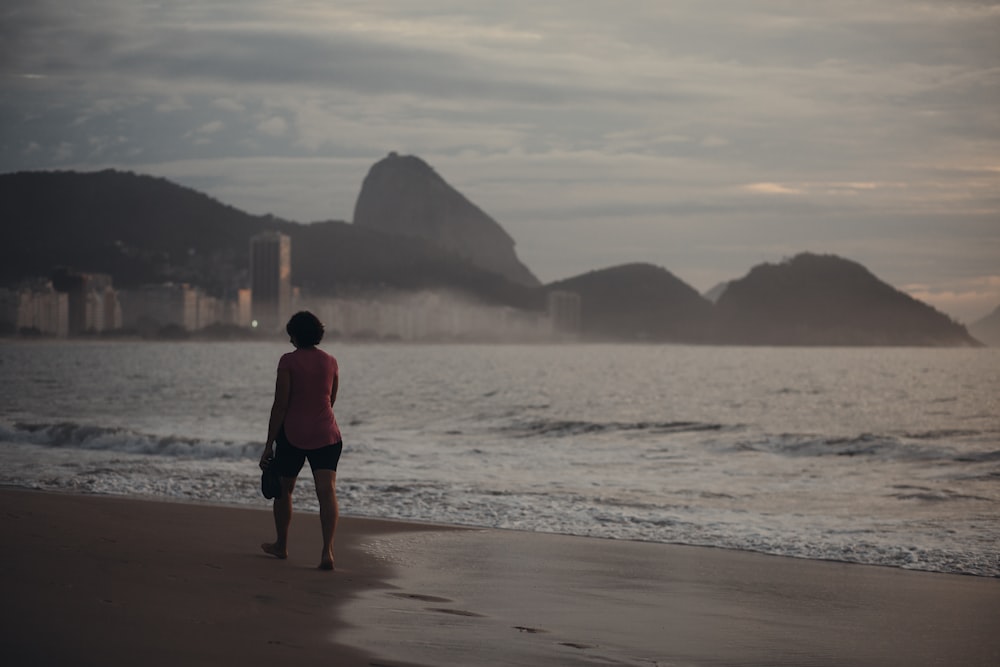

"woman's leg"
[262, 476, 298, 558]
[313, 469, 338, 569]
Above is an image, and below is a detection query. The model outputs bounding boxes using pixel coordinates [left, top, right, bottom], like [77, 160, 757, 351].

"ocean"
[1, 340, 997, 577]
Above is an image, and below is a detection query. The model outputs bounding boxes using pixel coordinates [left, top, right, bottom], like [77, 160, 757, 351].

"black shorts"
[273, 426, 343, 478]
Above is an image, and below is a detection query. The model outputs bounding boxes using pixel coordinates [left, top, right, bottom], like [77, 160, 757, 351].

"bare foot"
[261, 542, 288, 559]
[318, 552, 334, 570]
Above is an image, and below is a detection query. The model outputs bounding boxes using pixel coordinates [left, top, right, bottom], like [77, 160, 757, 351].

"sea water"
[1, 340, 997, 576]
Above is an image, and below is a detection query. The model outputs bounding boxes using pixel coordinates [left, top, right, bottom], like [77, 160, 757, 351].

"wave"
[0, 421, 257, 460]
[501, 418, 725, 438]
[902, 428, 988, 441]
[733, 433, 952, 461]
[888, 485, 992, 503]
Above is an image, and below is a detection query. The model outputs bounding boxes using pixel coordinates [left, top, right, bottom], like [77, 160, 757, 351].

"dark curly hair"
[286, 311, 325, 347]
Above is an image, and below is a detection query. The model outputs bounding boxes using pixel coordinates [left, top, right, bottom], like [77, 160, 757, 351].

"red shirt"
[277, 347, 341, 449]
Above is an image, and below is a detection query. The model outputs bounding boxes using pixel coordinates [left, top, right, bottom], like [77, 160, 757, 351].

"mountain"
[1, 168, 982, 347]
[713, 253, 980, 346]
[353, 153, 539, 287]
[970, 305, 1000, 347]
[0, 169, 270, 291]
[288, 220, 538, 307]
[0, 169, 537, 307]
[546, 263, 714, 341]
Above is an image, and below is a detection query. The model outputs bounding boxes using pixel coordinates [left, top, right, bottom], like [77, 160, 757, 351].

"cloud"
[256, 116, 288, 138]
[742, 183, 804, 195]
[195, 121, 224, 135]
[155, 95, 190, 113]
[1, 0, 997, 320]
[211, 97, 246, 113]
[52, 142, 74, 161]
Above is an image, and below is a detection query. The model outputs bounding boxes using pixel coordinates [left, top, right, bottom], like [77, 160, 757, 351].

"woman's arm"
[260, 368, 291, 468]
[330, 372, 339, 407]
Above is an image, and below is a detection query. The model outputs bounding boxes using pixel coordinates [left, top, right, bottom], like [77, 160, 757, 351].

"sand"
[2, 488, 998, 666]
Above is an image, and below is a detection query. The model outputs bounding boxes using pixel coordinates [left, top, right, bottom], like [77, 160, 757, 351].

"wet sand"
[2, 488, 998, 666]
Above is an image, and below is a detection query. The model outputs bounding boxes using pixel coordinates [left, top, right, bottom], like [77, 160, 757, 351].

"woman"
[259, 311, 343, 570]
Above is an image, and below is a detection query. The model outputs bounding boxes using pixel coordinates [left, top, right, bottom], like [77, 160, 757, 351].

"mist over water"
[1, 341, 997, 576]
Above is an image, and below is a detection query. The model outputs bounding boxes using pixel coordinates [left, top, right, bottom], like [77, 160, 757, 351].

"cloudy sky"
[3, 0, 998, 322]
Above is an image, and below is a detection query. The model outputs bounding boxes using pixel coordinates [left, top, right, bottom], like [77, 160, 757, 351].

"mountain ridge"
[0, 168, 538, 307]
[714, 253, 978, 346]
[547, 263, 714, 342]
[0, 165, 982, 346]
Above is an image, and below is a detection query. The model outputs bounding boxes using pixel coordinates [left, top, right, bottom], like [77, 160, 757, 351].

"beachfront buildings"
[297, 291, 553, 342]
[250, 231, 292, 334]
[50, 270, 122, 335]
[118, 283, 198, 333]
[547, 290, 582, 336]
[13, 281, 70, 336]
[12, 272, 121, 337]
[10, 277, 243, 337]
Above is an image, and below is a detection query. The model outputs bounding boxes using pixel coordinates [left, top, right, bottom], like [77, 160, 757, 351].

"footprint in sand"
[560, 642, 596, 650]
[426, 607, 486, 618]
[388, 592, 452, 603]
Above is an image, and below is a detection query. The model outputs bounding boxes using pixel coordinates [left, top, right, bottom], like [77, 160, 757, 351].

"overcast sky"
[2, 0, 998, 322]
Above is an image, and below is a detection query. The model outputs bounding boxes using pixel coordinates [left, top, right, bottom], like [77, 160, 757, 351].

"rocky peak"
[352, 153, 539, 287]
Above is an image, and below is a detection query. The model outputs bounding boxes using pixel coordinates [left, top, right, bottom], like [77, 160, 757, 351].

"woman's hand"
[260, 443, 274, 470]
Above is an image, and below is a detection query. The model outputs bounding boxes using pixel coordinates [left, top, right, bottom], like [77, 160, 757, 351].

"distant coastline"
[0, 166, 988, 347]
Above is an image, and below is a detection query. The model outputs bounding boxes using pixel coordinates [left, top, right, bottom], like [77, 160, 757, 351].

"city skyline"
[2, 1, 998, 323]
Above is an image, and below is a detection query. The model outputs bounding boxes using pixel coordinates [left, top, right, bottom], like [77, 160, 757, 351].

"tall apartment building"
[16, 281, 69, 337]
[50, 270, 119, 335]
[250, 231, 292, 333]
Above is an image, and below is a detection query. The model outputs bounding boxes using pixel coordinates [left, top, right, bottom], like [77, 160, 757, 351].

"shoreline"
[3, 488, 999, 666]
[5, 481, 997, 580]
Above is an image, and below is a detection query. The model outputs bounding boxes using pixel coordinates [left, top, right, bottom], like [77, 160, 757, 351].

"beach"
[2, 488, 998, 666]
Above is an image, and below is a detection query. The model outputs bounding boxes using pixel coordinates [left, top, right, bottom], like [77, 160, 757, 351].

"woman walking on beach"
[260, 311, 343, 570]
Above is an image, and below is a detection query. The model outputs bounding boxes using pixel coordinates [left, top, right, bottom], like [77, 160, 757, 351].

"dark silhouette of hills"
[0, 166, 982, 347]
[0, 169, 537, 306]
[290, 219, 538, 307]
[970, 305, 1000, 347]
[353, 153, 539, 287]
[714, 253, 979, 346]
[547, 263, 714, 341]
[0, 169, 268, 291]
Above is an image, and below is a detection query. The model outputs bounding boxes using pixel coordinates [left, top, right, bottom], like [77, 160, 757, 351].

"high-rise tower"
[250, 232, 291, 332]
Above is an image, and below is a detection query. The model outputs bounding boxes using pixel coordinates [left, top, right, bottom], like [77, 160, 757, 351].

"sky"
[2, 1, 998, 323]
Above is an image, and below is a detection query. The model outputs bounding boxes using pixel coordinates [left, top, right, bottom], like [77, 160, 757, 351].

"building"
[16, 281, 69, 337]
[547, 290, 581, 335]
[84, 284, 122, 333]
[119, 283, 198, 333]
[250, 232, 292, 333]
[50, 270, 120, 335]
[233, 288, 252, 327]
[296, 291, 552, 342]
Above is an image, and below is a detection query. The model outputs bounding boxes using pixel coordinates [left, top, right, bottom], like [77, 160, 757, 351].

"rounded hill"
[714, 253, 979, 346]
[546, 263, 714, 341]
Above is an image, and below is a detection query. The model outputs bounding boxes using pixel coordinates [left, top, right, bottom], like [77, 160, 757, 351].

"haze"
[2, 0, 998, 323]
